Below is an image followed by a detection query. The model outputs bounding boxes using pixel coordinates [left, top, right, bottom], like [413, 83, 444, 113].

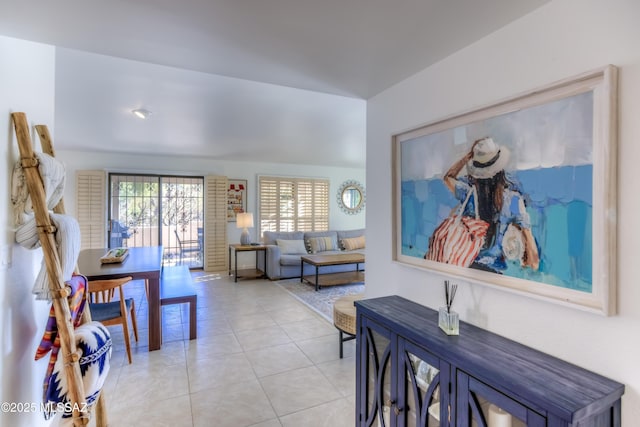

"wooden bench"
[160, 265, 197, 340]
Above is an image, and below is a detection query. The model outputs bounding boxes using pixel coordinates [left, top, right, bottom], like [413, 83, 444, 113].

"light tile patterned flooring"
[85, 271, 356, 427]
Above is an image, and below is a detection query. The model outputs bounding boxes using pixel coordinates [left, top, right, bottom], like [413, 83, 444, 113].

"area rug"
[275, 279, 364, 322]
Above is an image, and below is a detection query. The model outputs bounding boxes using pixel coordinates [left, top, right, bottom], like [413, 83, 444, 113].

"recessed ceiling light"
[132, 108, 151, 119]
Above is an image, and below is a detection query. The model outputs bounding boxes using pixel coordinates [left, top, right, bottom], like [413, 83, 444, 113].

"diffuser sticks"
[444, 280, 458, 313]
[439, 280, 459, 335]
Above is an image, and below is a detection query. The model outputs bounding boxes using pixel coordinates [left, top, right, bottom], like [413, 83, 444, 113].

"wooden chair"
[88, 276, 139, 364]
[174, 229, 201, 264]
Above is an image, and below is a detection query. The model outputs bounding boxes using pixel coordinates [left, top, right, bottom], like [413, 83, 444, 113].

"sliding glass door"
[109, 174, 204, 268]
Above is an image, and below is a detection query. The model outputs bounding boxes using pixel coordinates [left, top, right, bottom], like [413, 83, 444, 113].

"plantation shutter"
[76, 170, 107, 249]
[259, 177, 279, 233]
[297, 178, 329, 231]
[204, 175, 228, 272]
[258, 176, 329, 236]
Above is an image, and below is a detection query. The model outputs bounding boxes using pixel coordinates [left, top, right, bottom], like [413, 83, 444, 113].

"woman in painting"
[443, 137, 540, 273]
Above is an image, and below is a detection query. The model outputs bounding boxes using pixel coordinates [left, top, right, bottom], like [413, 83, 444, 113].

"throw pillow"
[342, 235, 365, 250]
[307, 236, 338, 253]
[276, 239, 308, 255]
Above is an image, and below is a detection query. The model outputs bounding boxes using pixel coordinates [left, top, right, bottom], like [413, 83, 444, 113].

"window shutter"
[76, 170, 107, 249]
[204, 175, 228, 272]
[311, 179, 330, 230]
[297, 181, 314, 231]
[258, 176, 329, 236]
[279, 179, 295, 232]
[258, 177, 276, 233]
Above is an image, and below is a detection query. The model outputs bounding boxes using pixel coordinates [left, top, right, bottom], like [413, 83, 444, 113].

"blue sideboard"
[355, 295, 624, 427]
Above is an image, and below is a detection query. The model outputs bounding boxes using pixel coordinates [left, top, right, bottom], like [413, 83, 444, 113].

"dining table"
[77, 246, 164, 351]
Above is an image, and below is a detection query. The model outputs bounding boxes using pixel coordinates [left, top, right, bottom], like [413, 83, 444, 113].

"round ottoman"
[333, 293, 364, 358]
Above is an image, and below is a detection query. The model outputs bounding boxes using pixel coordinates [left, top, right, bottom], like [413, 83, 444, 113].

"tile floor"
[85, 271, 357, 427]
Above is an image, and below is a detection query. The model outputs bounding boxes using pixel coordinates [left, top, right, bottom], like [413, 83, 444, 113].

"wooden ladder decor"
[34, 124, 67, 216]
[34, 122, 109, 426]
[11, 112, 93, 427]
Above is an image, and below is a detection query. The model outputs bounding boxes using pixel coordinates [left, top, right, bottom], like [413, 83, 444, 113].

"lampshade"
[236, 212, 254, 245]
[236, 212, 254, 228]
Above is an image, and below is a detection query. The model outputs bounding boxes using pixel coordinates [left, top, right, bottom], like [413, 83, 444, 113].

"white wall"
[366, 0, 639, 423]
[1, 36, 56, 427]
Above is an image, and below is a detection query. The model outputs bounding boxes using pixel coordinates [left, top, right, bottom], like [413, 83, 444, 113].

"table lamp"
[237, 212, 254, 245]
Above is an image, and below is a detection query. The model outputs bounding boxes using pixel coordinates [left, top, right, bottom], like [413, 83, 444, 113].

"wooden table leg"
[147, 275, 161, 351]
[262, 249, 267, 279]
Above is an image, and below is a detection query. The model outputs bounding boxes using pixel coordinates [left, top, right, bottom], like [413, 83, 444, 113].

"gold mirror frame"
[337, 180, 365, 215]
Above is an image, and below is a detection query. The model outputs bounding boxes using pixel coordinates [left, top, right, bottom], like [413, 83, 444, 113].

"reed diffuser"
[438, 280, 459, 335]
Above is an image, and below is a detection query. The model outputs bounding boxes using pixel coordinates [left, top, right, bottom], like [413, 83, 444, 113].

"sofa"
[257, 229, 365, 280]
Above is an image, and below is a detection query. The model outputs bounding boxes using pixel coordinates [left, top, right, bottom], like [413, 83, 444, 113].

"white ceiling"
[1, 0, 550, 168]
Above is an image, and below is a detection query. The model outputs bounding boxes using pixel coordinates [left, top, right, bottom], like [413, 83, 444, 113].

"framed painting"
[392, 65, 618, 315]
[227, 179, 247, 222]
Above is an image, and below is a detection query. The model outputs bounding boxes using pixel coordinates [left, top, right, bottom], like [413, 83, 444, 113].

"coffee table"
[300, 253, 365, 291]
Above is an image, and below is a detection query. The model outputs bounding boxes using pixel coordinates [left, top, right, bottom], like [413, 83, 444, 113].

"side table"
[333, 293, 364, 358]
[228, 244, 268, 282]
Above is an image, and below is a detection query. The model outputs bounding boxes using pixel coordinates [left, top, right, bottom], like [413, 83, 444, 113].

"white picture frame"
[392, 65, 618, 315]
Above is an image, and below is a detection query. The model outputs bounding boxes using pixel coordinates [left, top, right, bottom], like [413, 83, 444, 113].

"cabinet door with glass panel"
[397, 339, 451, 427]
[357, 317, 451, 427]
[358, 317, 394, 427]
[456, 372, 545, 427]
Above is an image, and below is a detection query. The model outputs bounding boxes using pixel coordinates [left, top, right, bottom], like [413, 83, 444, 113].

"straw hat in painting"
[466, 137, 510, 179]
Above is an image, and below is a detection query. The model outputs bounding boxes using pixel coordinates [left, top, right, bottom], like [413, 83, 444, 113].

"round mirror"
[337, 180, 365, 214]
